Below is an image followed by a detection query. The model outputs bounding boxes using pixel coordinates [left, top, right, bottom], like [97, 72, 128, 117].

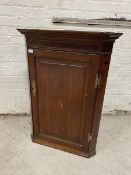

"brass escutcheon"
[58, 99, 64, 110]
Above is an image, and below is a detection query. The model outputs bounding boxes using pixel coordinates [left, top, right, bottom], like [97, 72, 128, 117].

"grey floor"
[0, 115, 131, 175]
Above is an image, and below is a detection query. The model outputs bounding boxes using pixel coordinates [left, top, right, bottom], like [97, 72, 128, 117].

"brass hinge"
[31, 80, 37, 96]
[95, 73, 101, 88]
[88, 132, 93, 143]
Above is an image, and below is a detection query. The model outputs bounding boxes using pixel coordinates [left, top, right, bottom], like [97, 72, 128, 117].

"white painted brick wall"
[0, 0, 131, 114]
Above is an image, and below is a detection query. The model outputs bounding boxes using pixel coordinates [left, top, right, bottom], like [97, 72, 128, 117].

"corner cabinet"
[18, 29, 122, 158]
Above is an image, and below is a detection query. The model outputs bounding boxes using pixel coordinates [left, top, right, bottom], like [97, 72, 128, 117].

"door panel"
[35, 51, 99, 149]
[36, 58, 89, 144]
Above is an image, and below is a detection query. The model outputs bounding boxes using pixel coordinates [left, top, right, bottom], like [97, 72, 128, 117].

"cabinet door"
[31, 50, 100, 151]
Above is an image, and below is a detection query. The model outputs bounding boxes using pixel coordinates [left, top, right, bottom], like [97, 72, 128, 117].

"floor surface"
[0, 115, 131, 175]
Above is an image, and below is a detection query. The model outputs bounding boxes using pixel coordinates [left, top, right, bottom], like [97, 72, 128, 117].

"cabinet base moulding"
[32, 135, 96, 158]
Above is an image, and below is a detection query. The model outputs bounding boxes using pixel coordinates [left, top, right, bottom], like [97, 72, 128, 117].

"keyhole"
[58, 99, 64, 110]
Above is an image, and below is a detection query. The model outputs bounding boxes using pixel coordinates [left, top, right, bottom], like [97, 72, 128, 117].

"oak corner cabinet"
[18, 29, 122, 158]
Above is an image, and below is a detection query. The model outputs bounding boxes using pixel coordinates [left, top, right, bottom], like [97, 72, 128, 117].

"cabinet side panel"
[88, 54, 111, 153]
[27, 53, 39, 137]
[80, 56, 100, 150]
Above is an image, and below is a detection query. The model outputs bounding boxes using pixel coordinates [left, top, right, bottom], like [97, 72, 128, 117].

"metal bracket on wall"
[52, 17, 131, 28]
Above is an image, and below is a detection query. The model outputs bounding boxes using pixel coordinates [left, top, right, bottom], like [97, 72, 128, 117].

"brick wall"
[0, 0, 131, 114]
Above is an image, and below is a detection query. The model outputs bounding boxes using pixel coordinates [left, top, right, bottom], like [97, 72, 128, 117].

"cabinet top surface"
[18, 29, 122, 40]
